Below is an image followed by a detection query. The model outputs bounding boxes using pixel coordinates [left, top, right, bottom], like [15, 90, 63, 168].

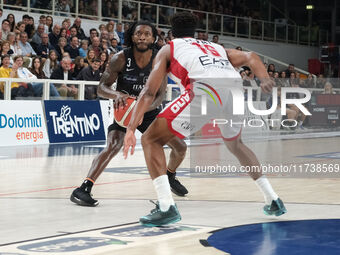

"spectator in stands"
[6, 14, 15, 32]
[212, 34, 219, 44]
[303, 73, 315, 88]
[277, 71, 290, 87]
[79, 39, 89, 57]
[102, 0, 115, 18]
[36, 33, 54, 59]
[65, 36, 80, 59]
[61, 19, 71, 38]
[267, 63, 275, 73]
[2, 19, 11, 41]
[99, 51, 108, 73]
[0, 55, 21, 99]
[88, 28, 99, 45]
[15, 21, 26, 35]
[89, 37, 101, 57]
[286, 81, 306, 128]
[155, 36, 165, 50]
[68, 26, 78, 43]
[18, 32, 36, 57]
[10, 55, 35, 98]
[26, 16, 36, 39]
[59, 28, 68, 39]
[316, 74, 326, 89]
[50, 56, 77, 98]
[28, 56, 60, 97]
[1, 40, 14, 56]
[85, 49, 96, 65]
[106, 22, 115, 37]
[100, 29, 110, 47]
[116, 23, 124, 45]
[38, 15, 49, 34]
[55, 37, 67, 61]
[73, 17, 86, 40]
[46, 15, 53, 33]
[72, 56, 85, 79]
[7, 32, 21, 57]
[322, 82, 336, 94]
[285, 64, 295, 78]
[31, 24, 45, 47]
[42, 50, 58, 78]
[56, 0, 71, 17]
[108, 38, 120, 54]
[49, 24, 61, 49]
[76, 58, 101, 100]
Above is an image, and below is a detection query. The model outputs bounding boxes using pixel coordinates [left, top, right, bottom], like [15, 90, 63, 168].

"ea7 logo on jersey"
[170, 92, 191, 114]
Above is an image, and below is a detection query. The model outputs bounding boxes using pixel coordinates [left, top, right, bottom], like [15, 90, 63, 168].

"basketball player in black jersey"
[70, 21, 188, 206]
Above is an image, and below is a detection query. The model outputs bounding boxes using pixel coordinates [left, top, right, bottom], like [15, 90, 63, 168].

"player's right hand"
[260, 78, 275, 94]
[114, 93, 130, 110]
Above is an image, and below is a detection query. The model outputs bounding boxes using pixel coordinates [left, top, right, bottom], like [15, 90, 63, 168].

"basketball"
[114, 97, 137, 127]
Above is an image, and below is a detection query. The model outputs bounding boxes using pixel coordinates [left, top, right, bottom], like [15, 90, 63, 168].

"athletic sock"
[80, 178, 94, 193]
[255, 175, 279, 205]
[153, 175, 175, 211]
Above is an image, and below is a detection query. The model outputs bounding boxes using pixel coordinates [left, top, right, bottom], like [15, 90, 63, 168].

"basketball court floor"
[1, 130, 340, 254]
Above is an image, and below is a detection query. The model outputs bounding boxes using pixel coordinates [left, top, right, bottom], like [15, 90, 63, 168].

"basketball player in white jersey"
[124, 12, 287, 226]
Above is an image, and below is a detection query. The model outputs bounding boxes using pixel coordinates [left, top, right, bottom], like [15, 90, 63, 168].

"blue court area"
[207, 219, 340, 255]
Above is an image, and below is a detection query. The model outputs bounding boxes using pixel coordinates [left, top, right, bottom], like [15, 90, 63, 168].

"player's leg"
[139, 117, 181, 226]
[223, 135, 287, 216]
[70, 128, 125, 206]
[166, 137, 188, 196]
[138, 109, 188, 196]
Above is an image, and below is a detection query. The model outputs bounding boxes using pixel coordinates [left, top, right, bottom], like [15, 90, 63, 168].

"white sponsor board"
[0, 101, 49, 146]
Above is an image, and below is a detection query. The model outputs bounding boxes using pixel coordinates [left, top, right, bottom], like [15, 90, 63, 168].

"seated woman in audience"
[7, 13, 16, 32]
[322, 82, 336, 94]
[55, 37, 67, 61]
[29, 56, 60, 97]
[0, 41, 14, 57]
[14, 21, 26, 35]
[84, 49, 95, 66]
[42, 50, 59, 78]
[79, 39, 89, 58]
[99, 51, 109, 73]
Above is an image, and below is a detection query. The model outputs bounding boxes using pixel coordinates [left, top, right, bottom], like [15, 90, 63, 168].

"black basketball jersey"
[116, 47, 158, 97]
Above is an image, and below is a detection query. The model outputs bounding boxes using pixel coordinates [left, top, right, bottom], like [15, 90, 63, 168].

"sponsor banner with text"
[0, 101, 49, 146]
[44, 100, 105, 143]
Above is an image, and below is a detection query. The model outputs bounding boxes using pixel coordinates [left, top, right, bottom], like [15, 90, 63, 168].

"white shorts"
[157, 81, 244, 140]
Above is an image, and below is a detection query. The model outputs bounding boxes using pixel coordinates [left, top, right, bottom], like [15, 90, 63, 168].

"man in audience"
[19, 32, 36, 57]
[50, 56, 78, 99]
[49, 24, 61, 49]
[73, 17, 87, 40]
[76, 58, 101, 100]
[65, 36, 80, 59]
[36, 33, 55, 59]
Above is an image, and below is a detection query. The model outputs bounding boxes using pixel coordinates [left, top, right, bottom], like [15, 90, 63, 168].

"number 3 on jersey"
[191, 42, 221, 57]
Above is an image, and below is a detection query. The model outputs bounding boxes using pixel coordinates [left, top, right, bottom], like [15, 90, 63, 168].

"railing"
[2, 78, 340, 102]
[0, 0, 328, 46]
[0, 78, 99, 100]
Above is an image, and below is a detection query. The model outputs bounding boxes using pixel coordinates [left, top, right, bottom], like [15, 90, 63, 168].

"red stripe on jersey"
[168, 41, 191, 90]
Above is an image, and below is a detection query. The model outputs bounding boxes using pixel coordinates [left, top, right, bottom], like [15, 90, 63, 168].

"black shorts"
[108, 108, 161, 134]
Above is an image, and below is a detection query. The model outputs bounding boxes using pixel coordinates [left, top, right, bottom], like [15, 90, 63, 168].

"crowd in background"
[0, 7, 336, 102]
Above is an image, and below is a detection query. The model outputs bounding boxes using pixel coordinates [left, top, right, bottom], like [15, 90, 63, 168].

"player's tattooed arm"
[97, 51, 130, 107]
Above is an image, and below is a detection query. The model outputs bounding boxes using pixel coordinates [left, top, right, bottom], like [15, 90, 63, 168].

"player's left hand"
[260, 78, 275, 94]
[123, 129, 136, 159]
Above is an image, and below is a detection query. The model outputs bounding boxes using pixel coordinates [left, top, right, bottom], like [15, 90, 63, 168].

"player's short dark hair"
[170, 12, 198, 38]
[124, 20, 158, 48]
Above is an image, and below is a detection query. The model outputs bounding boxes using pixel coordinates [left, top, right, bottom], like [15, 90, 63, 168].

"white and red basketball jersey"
[168, 38, 241, 91]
